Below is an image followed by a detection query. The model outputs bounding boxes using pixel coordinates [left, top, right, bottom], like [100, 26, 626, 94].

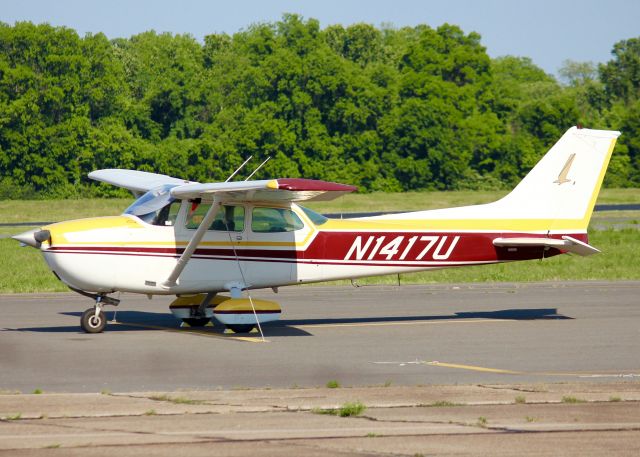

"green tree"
[0, 19, 637, 198]
[600, 37, 640, 103]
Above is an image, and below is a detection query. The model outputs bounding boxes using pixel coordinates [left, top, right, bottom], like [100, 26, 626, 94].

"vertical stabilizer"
[494, 127, 620, 231]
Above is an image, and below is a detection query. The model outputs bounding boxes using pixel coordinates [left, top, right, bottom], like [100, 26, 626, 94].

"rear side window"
[186, 204, 245, 232]
[154, 200, 182, 226]
[251, 207, 304, 233]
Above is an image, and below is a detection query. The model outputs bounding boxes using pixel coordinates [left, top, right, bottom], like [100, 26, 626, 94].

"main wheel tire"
[182, 317, 211, 327]
[81, 308, 106, 334]
[227, 324, 255, 333]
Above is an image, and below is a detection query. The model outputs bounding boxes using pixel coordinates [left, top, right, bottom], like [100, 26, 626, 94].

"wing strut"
[162, 198, 222, 288]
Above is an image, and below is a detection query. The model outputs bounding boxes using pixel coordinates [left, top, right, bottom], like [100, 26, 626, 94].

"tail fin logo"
[553, 153, 576, 185]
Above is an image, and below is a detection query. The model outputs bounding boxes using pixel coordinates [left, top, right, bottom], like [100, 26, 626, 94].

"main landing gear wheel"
[182, 317, 211, 327]
[226, 324, 255, 333]
[81, 308, 106, 333]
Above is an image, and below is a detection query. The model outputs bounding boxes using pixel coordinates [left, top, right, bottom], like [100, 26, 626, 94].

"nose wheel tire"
[81, 308, 106, 333]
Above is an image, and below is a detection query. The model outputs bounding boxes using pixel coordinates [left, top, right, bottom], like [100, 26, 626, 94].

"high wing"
[170, 178, 357, 202]
[163, 178, 357, 288]
[88, 169, 192, 196]
[90, 169, 357, 202]
[87, 171, 357, 288]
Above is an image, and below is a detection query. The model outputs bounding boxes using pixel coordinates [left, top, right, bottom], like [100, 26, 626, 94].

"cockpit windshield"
[299, 206, 328, 225]
[124, 184, 180, 225]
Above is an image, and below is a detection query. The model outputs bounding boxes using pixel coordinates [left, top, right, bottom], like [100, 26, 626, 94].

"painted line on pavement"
[425, 361, 640, 378]
[296, 318, 514, 330]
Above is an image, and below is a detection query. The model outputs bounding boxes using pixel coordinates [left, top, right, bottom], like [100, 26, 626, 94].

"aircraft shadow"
[277, 308, 572, 326]
[6, 308, 569, 336]
[29, 311, 312, 336]
[6, 311, 179, 334]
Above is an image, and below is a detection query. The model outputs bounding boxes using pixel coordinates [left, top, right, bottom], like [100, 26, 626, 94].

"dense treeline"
[0, 15, 639, 198]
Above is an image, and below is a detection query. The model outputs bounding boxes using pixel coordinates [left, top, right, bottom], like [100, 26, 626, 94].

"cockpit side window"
[251, 207, 304, 233]
[185, 203, 245, 232]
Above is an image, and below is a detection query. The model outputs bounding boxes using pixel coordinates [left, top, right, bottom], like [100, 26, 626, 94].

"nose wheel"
[81, 307, 107, 333]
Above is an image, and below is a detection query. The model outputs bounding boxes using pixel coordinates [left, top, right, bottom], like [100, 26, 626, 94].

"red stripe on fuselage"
[305, 231, 585, 263]
[46, 231, 585, 265]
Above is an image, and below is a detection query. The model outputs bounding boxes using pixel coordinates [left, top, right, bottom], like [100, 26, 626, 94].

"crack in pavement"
[3, 385, 640, 454]
[3, 420, 640, 454]
[477, 384, 548, 393]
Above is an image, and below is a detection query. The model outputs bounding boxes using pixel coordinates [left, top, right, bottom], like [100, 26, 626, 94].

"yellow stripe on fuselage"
[45, 214, 588, 252]
[46, 216, 144, 232]
[44, 215, 318, 248]
[45, 216, 144, 245]
[321, 218, 585, 232]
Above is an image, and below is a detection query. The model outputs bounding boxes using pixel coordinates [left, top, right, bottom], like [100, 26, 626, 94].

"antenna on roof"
[225, 156, 253, 182]
[244, 156, 271, 181]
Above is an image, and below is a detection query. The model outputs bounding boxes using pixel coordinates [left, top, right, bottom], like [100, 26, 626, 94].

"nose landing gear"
[71, 289, 121, 334]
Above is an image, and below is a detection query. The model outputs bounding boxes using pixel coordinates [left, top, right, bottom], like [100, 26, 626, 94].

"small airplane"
[13, 126, 620, 335]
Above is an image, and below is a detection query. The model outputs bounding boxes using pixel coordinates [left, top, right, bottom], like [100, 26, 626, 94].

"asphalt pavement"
[1, 281, 639, 392]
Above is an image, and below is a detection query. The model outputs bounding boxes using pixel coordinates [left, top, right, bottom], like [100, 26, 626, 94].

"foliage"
[312, 401, 366, 417]
[428, 400, 460, 407]
[0, 17, 639, 198]
[338, 401, 366, 417]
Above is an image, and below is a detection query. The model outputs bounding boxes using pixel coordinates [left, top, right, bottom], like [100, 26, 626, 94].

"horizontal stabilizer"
[492, 236, 600, 256]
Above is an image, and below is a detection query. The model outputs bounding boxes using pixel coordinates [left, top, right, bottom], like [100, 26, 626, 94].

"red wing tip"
[275, 178, 357, 193]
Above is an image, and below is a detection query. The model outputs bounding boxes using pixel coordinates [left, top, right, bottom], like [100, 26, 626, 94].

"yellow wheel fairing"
[169, 294, 231, 309]
[214, 298, 281, 314]
[213, 298, 282, 326]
